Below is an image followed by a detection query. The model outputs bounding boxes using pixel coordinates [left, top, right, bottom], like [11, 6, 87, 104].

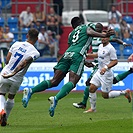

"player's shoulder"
[109, 42, 116, 50]
[11, 41, 22, 47]
[86, 22, 95, 30]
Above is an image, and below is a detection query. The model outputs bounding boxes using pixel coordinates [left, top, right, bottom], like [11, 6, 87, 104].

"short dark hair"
[96, 23, 103, 28]
[28, 28, 39, 42]
[71, 17, 82, 29]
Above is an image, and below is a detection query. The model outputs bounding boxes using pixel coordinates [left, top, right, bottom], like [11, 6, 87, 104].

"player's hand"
[2, 73, 14, 78]
[123, 43, 133, 48]
[84, 62, 95, 68]
[106, 29, 115, 37]
[100, 68, 106, 75]
[128, 54, 133, 62]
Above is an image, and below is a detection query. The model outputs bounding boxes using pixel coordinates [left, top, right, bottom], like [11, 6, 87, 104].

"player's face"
[101, 32, 109, 44]
[101, 37, 109, 44]
[95, 25, 102, 33]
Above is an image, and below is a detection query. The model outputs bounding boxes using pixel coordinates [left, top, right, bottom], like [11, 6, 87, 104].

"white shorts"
[0, 75, 21, 94]
[90, 70, 114, 93]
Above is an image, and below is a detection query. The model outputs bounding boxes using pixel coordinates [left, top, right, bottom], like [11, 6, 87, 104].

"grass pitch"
[0, 91, 132, 133]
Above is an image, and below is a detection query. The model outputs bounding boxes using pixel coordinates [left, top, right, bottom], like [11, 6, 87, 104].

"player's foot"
[48, 96, 57, 117]
[0, 109, 7, 126]
[83, 108, 96, 113]
[73, 102, 86, 109]
[129, 67, 133, 73]
[22, 88, 32, 108]
[124, 89, 132, 103]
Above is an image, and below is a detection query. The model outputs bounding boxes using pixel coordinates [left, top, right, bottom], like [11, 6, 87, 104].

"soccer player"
[22, 17, 115, 117]
[73, 23, 133, 112]
[0, 28, 40, 126]
[85, 31, 132, 112]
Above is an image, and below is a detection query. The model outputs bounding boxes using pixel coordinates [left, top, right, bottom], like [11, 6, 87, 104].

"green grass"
[0, 91, 132, 133]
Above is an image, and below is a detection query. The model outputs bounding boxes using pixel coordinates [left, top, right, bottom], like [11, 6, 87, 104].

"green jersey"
[92, 37, 101, 63]
[67, 24, 93, 56]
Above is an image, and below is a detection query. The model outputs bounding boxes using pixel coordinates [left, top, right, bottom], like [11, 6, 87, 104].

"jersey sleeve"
[9, 42, 18, 53]
[87, 22, 96, 30]
[26, 46, 40, 61]
[30, 51, 40, 61]
[110, 46, 117, 60]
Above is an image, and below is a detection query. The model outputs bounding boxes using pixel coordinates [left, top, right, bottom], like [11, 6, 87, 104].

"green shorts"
[54, 52, 85, 76]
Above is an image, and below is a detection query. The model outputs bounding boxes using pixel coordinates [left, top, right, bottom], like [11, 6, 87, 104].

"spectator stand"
[10, 27, 19, 44]
[21, 27, 29, 41]
[7, 16, 18, 29]
[123, 16, 133, 24]
[0, 17, 4, 26]
[123, 46, 133, 59]
[0, 0, 11, 9]
[110, 42, 123, 58]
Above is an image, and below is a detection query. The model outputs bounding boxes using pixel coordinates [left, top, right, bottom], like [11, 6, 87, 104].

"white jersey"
[1, 41, 40, 82]
[90, 43, 117, 92]
[98, 42, 117, 71]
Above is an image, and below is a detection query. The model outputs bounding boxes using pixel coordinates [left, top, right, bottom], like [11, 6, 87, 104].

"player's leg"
[22, 69, 65, 108]
[84, 72, 100, 113]
[0, 76, 10, 126]
[22, 56, 68, 108]
[108, 89, 132, 103]
[48, 71, 81, 117]
[4, 82, 21, 126]
[48, 53, 84, 117]
[5, 94, 15, 122]
[73, 65, 98, 109]
[83, 92, 97, 113]
[84, 83, 98, 113]
[0, 93, 6, 126]
[101, 80, 132, 103]
[22, 80, 53, 108]
[73, 83, 89, 109]
[113, 67, 133, 84]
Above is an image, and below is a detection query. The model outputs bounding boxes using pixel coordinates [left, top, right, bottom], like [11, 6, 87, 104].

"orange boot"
[0, 109, 7, 126]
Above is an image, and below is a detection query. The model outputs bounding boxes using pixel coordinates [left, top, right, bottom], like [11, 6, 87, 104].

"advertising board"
[19, 62, 133, 91]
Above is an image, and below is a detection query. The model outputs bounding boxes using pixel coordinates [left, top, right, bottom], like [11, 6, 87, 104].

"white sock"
[89, 92, 97, 110]
[0, 95, 6, 112]
[109, 90, 125, 98]
[5, 98, 14, 120]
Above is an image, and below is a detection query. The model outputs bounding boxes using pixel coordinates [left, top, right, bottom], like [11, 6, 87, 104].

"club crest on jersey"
[34, 56, 37, 59]
[102, 51, 105, 54]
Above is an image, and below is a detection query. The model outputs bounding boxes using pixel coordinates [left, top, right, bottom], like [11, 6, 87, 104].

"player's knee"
[102, 94, 109, 99]
[51, 80, 60, 87]
[8, 94, 15, 99]
[89, 88, 95, 93]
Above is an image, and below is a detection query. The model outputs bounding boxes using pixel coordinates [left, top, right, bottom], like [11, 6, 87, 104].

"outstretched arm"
[86, 53, 98, 58]
[110, 38, 132, 47]
[87, 28, 115, 38]
[128, 54, 133, 62]
[2, 56, 33, 78]
[100, 59, 118, 75]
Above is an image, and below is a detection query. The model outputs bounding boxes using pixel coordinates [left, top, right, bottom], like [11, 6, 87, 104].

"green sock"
[55, 82, 74, 101]
[31, 80, 51, 94]
[82, 86, 89, 105]
[115, 70, 132, 82]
